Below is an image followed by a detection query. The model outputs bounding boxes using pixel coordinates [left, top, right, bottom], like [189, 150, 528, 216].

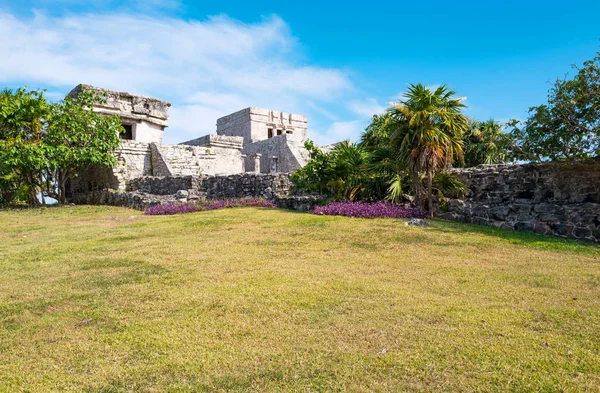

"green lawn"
[1, 206, 599, 392]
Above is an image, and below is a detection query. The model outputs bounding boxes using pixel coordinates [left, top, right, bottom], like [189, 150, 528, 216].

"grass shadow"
[430, 219, 600, 256]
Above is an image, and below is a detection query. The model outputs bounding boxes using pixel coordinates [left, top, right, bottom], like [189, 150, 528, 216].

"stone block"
[515, 221, 535, 232]
[573, 227, 592, 239]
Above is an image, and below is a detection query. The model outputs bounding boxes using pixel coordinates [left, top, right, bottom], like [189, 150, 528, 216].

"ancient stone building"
[68, 84, 171, 144]
[69, 85, 309, 193]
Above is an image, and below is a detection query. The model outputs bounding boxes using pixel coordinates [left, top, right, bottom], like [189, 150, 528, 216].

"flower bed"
[312, 201, 426, 219]
[145, 197, 277, 216]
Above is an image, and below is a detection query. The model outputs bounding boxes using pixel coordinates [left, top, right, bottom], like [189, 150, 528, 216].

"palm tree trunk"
[427, 169, 433, 219]
[411, 172, 421, 208]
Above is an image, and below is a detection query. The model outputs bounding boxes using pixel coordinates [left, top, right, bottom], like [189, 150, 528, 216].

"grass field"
[1, 206, 599, 392]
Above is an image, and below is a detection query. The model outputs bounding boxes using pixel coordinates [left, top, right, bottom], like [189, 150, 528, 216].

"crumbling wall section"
[438, 160, 600, 242]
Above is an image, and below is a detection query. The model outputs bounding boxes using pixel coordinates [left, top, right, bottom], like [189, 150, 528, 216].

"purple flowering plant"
[312, 201, 426, 219]
[145, 197, 277, 216]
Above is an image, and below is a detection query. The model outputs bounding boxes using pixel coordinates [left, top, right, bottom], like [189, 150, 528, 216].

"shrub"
[145, 197, 277, 216]
[312, 201, 426, 219]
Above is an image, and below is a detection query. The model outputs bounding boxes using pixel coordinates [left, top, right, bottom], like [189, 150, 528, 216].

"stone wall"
[70, 139, 246, 195]
[127, 176, 199, 195]
[73, 186, 321, 212]
[73, 141, 152, 191]
[201, 173, 292, 199]
[126, 173, 292, 199]
[158, 144, 244, 176]
[438, 160, 600, 242]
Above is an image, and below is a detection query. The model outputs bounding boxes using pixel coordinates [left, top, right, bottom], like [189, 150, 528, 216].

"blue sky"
[1, 0, 599, 144]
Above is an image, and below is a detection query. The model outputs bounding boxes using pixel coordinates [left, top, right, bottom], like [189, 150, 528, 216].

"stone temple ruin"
[69, 84, 310, 193]
[68, 85, 600, 243]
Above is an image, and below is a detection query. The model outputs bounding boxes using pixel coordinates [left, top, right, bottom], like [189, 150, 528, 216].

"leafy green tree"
[45, 90, 123, 204]
[0, 87, 123, 206]
[292, 99, 466, 207]
[389, 83, 469, 217]
[0, 88, 52, 205]
[291, 140, 337, 195]
[508, 50, 600, 162]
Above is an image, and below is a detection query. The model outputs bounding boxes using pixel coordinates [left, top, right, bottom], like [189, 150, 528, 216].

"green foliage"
[386, 175, 404, 203]
[508, 50, 600, 162]
[462, 119, 514, 167]
[0, 88, 52, 205]
[291, 140, 336, 195]
[45, 89, 123, 203]
[292, 140, 374, 201]
[293, 90, 468, 209]
[389, 83, 470, 217]
[359, 112, 395, 150]
[0, 86, 123, 206]
[432, 172, 466, 198]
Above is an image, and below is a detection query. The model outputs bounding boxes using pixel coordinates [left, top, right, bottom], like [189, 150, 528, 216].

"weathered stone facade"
[241, 134, 310, 174]
[69, 84, 170, 144]
[438, 160, 600, 242]
[216, 107, 308, 145]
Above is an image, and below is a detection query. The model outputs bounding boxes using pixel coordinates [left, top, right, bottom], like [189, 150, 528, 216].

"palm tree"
[389, 83, 469, 218]
[360, 113, 410, 202]
[328, 141, 368, 200]
[462, 119, 511, 167]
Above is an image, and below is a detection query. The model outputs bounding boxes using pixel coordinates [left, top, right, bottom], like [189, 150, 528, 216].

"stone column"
[252, 153, 262, 174]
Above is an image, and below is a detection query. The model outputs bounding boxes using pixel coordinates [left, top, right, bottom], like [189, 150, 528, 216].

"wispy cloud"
[313, 120, 366, 145]
[348, 98, 386, 118]
[0, 10, 355, 143]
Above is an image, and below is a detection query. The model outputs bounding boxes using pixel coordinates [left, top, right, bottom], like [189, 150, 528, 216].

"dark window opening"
[270, 157, 278, 173]
[277, 129, 282, 136]
[267, 128, 273, 138]
[286, 130, 293, 134]
[121, 124, 133, 140]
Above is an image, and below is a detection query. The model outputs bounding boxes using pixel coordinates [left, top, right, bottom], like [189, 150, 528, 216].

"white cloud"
[348, 98, 386, 118]
[168, 105, 225, 142]
[0, 10, 355, 144]
[312, 120, 365, 146]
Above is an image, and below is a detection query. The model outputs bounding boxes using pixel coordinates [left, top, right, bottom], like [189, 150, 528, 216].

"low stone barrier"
[71, 172, 322, 212]
[71, 160, 600, 242]
[275, 195, 323, 212]
[438, 160, 600, 242]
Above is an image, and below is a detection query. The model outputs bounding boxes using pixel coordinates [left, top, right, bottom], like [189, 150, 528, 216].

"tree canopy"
[0, 87, 124, 206]
[389, 83, 469, 217]
[293, 84, 474, 215]
[508, 50, 600, 162]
